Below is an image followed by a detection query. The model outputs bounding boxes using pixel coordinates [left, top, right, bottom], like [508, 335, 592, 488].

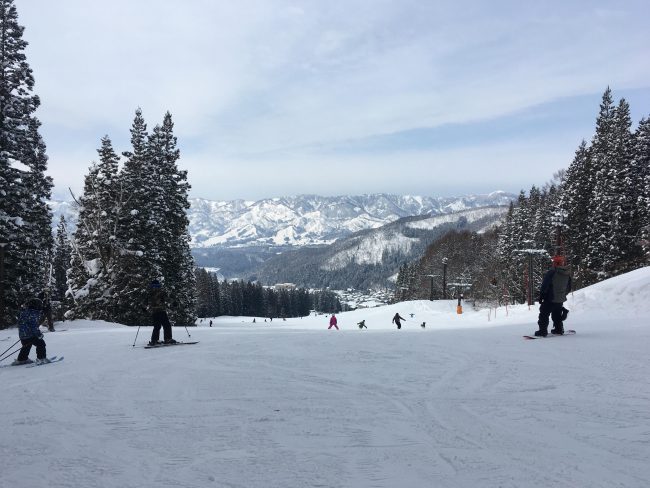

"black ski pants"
[17, 336, 47, 361]
[537, 301, 564, 331]
[151, 310, 173, 342]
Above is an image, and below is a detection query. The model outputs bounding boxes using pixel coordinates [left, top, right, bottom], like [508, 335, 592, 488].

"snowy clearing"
[1, 268, 649, 488]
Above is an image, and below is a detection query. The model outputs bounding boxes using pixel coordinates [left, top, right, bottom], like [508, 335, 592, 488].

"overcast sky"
[17, 0, 650, 201]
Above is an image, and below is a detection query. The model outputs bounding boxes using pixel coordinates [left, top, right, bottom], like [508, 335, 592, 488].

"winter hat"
[551, 255, 566, 267]
[150, 279, 162, 289]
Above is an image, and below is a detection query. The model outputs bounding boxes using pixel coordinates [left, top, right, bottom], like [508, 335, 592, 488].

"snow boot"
[534, 328, 547, 337]
[551, 325, 564, 335]
[36, 357, 51, 365]
[148, 340, 161, 346]
[12, 359, 34, 366]
[164, 339, 178, 344]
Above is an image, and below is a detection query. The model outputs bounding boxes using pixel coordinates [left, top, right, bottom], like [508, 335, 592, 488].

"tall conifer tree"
[0, 0, 52, 325]
[52, 216, 71, 305]
[111, 110, 159, 325]
[634, 117, 650, 261]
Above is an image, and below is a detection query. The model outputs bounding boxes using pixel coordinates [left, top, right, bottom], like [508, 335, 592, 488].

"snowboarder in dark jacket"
[392, 313, 405, 329]
[13, 298, 50, 365]
[357, 320, 367, 329]
[147, 280, 177, 346]
[534, 256, 572, 337]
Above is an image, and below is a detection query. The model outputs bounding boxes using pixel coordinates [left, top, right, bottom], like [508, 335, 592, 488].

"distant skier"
[534, 256, 572, 337]
[13, 298, 51, 365]
[421, 322, 426, 329]
[392, 313, 405, 330]
[328, 314, 339, 330]
[147, 280, 177, 346]
[357, 320, 367, 329]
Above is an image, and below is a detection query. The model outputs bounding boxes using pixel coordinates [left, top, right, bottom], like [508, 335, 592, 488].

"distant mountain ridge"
[49, 192, 516, 249]
[188, 192, 515, 248]
[254, 206, 509, 289]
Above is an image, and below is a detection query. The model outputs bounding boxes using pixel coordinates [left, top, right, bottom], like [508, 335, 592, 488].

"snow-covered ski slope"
[1, 267, 649, 488]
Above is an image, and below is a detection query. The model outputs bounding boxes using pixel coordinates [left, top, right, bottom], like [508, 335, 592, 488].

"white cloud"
[16, 0, 650, 200]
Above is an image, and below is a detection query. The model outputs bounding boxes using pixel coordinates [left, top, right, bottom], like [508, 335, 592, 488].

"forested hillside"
[397, 88, 649, 306]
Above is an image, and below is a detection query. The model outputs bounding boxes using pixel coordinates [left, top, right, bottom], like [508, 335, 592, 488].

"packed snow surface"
[2, 268, 650, 488]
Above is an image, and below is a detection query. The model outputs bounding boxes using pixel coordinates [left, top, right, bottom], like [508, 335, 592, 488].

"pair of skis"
[523, 330, 576, 340]
[143, 341, 199, 349]
[0, 356, 64, 369]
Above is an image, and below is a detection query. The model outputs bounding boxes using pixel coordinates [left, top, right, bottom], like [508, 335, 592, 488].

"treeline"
[498, 88, 648, 296]
[195, 269, 342, 318]
[397, 88, 649, 305]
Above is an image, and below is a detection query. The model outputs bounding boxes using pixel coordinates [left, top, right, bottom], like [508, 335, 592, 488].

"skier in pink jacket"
[328, 314, 339, 330]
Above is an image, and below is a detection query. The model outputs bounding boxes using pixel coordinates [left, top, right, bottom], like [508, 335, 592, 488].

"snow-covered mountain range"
[188, 192, 514, 247]
[255, 206, 509, 289]
[49, 192, 515, 248]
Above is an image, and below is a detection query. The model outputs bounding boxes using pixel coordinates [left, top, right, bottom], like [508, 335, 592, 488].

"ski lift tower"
[515, 243, 549, 306]
[447, 281, 472, 314]
[422, 274, 440, 301]
[442, 257, 448, 299]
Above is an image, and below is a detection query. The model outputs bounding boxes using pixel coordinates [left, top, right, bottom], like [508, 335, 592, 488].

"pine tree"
[0, 0, 53, 325]
[147, 112, 196, 325]
[68, 137, 122, 319]
[52, 216, 72, 306]
[585, 88, 617, 282]
[634, 117, 650, 261]
[607, 99, 638, 274]
[558, 141, 593, 286]
[111, 109, 159, 325]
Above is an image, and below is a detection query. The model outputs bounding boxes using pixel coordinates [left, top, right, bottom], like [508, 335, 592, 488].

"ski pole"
[184, 324, 191, 338]
[0, 348, 20, 363]
[0, 339, 21, 362]
[132, 325, 141, 347]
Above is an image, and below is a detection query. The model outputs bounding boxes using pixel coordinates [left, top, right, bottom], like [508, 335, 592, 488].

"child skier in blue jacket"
[13, 298, 50, 365]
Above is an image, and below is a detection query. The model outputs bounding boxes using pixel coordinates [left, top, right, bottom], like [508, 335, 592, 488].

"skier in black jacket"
[392, 313, 405, 330]
[13, 298, 50, 365]
[147, 280, 177, 346]
[534, 256, 572, 337]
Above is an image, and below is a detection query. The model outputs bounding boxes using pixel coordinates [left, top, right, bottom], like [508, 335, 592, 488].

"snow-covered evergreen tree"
[558, 141, 593, 286]
[585, 88, 618, 282]
[68, 137, 122, 319]
[111, 110, 159, 325]
[0, 0, 53, 325]
[52, 215, 72, 305]
[634, 117, 650, 261]
[607, 99, 638, 274]
[146, 112, 196, 325]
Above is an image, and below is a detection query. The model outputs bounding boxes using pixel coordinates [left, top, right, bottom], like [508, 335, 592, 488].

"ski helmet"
[551, 255, 566, 266]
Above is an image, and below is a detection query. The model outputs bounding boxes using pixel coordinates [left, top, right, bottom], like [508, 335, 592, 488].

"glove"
[538, 296, 544, 304]
[560, 307, 569, 321]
